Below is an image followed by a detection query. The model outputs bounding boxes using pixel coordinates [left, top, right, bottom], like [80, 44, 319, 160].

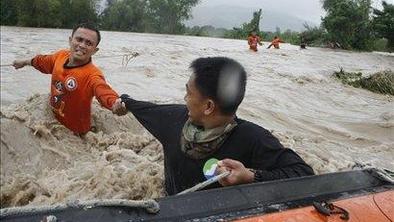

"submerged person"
[12, 23, 127, 134]
[267, 36, 285, 49]
[114, 57, 314, 195]
[248, 31, 263, 52]
[300, 37, 307, 49]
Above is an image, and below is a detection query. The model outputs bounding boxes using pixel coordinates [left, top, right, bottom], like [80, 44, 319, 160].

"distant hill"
[184, 5, 318, 32]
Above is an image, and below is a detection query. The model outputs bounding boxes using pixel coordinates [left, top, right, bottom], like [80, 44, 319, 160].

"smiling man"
[115, 57, 314, 195]
[12, 23, 127, 134]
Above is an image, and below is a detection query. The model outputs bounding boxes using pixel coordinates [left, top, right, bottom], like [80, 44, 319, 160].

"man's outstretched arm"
[14, 50, 61, 74]
[89, 75, 127, 116]
[119, 94, 187, 143]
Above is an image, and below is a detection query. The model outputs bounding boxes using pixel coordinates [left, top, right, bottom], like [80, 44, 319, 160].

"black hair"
[71, 23, 101, 46]
[190, 57, 247, 115]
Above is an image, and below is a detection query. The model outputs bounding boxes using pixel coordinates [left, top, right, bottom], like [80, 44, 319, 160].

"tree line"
[320, 0, 393, 51]
[0, 0, 199, 34]
[186, 0, 392, 52]
[1, 0, 99, 28]
[207, 0, 392, 52]
[1, 0, 393, 51]
[297, 0, 394, 51]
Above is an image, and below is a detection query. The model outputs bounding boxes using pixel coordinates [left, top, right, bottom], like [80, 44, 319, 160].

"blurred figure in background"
[267, 36, 285, 49]
[248, 31, 263, 52]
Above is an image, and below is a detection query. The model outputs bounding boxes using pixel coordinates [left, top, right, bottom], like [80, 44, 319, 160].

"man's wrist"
[247, 168, 257, 183]
[248, 168, 263, 182]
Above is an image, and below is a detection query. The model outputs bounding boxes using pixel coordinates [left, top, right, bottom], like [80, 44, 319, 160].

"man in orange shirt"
[12, 23, 127, 134]
[247, 31, 263, 52]
[267, 36, 285, 49]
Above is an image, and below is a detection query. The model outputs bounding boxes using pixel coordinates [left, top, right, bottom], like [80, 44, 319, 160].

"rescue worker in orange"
[247, 31, 263, 52]
[267, 36, 285, 49]
[12, 23, 127, 134]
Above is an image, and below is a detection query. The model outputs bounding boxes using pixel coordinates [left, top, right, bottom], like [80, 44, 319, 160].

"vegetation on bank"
[1, 0, 393, 52]
[333, 69, 394, 95]
[0, 0, 199, 34]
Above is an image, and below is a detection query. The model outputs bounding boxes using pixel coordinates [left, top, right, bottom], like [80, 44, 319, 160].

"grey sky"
[195, 0, 392, 24]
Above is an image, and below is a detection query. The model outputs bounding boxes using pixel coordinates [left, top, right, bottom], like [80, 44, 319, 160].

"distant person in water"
[248, 31, 263, 52]
[300, 37, 307, 49]
[113, 57, 314, 195]
[12, 23, 127, 135]
[267, 36, 285, 49]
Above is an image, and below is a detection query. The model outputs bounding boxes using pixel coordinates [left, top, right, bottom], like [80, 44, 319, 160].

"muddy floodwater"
[1, 26, 393, 207]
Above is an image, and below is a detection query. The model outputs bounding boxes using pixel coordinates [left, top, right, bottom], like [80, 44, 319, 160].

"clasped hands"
[112, 98, 128, 116]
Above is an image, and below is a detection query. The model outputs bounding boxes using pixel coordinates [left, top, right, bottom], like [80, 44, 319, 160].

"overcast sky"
[196, 0, 393, 24]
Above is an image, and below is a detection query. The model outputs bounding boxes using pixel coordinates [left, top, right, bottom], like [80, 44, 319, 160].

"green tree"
[249, 9, 262, 33]
[281, 29, 300, 45]
[300, 23, 328, 46]
[144, 0, 200, 34]
[100, 0, 145, 32]
[372, 1, 394, 51]
[184, 25, 227, 37]
[100, 0, 199, 34]
[13, 0, 63, 27]
[225, 9, 263, 39]
[35, 0, 62, 27]
[1, 0, 17, 25]
[61, 0, 99, 28]
[322, 0, 373, 50]
[1, 0, 99, 28]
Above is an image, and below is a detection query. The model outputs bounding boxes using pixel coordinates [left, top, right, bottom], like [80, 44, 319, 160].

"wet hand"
[216, 159, 254, 186]
[112, 98, 128, 116]
[12, 60, 30, 69]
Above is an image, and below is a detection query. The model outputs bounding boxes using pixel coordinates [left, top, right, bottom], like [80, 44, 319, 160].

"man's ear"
[204, 99, 215, 115]
[93, 47, 99, 55]
[69, 36, 72, 46]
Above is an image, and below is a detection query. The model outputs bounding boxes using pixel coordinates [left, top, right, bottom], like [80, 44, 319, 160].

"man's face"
[184, 74, 208, 126]
[69, 28, 99, 64]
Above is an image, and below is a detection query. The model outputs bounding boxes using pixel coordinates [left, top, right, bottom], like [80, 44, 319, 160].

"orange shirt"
[32, 49, 119, 133]
[248, 35, 261, 47]
[271, 38, 284, 48]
